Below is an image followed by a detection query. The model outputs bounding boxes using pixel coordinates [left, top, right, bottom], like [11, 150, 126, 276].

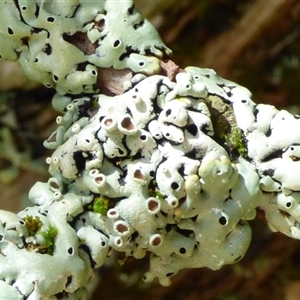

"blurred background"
[1, 1, 300, 299]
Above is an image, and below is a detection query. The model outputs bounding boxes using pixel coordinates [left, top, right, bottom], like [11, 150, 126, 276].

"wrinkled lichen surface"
[1, 0, 300, 299]
[0, 0, 170, 95]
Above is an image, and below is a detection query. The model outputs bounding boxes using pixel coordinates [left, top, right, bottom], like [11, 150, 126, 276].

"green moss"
[225, 127, 248, 158]
[39, 226, 58, 255]
[90, 97, 99, 110]
[91, 195, 112, 215]
[206, 95, 248, 158]
[148, 179, 164, 200]
[25, 223, 58, 256]
[23, 215, 43, 236]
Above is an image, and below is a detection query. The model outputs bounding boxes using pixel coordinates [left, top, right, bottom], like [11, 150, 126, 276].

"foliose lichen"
[1, 0, 300, 299]
[0, 0, 171, 95]
[42, 67, 263, 287]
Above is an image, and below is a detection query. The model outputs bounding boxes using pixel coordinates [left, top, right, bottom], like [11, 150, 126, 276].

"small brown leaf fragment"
[160, 59, 180, 81]
[96, 68, 133, 96]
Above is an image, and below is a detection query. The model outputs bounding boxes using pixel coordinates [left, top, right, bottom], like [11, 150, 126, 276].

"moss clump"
[206, 95, 248, 158]
[23, 215, 43, 236]
[39, 226, 58, 255]
[25, 223, 58, 256]
[91, 195, 112, 215]
[225, 127, 248, 158]
[148, 179, 164, 200]
[90, 97, 99, 110]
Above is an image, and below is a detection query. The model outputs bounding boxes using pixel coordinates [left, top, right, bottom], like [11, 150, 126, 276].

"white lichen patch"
[0, 186, 93, 299]
[41, 69, 263, 287]
[0, 0, 171, 95]
[1, 1, 300, 297]
[2, 58, 300, 296]
[242, 106, 300, 238]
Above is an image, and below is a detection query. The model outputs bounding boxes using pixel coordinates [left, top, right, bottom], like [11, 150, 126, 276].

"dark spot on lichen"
[7, 27, 13, 35]
[219, 216, 227, 225]
[127, 4, 135, 15]
[113, 40, 121, 47]
[171, 182, 179, 189]
[73, 151, 92, 173]
[186, 124, 198, 136]
[55, 291, 69, 299]
[44, 43, 52, 55]
[234, 255, 242, 262]
[66, 276, 72, 287]
[179, 247, 187, 254]
[119, 46, 139, 61]
[133, 20, 145, 30]
[261, 150, 282, 162]
[47, 16, 55, 22]
[166, 109, 171, 116]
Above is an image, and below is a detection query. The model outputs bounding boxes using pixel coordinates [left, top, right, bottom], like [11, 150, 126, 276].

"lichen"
[0, 0, 171, 95]
[44, 69, 262, 286]
[1, 0, 300, 298]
